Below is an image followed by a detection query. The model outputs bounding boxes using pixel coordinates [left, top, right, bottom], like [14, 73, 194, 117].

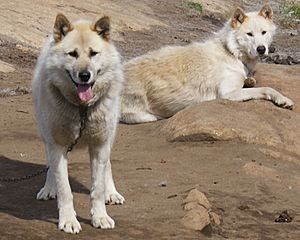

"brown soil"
[0, 1, 300, 239]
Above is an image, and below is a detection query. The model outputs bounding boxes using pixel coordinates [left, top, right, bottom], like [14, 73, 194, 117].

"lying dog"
[121, 5, 294, 124]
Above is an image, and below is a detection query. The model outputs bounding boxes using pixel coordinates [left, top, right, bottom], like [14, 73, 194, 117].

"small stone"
[209, 212, 221, 225]
[244, 77, 256, 88]
[16, 44, 31, 53]
[181, 206, 210, 231]
[275, 210, 293, 223]
[0, 60, 15, 73]
[159, 181, 167, 187]
[184, 201, 199, 211]
[183, 189, 211, 209]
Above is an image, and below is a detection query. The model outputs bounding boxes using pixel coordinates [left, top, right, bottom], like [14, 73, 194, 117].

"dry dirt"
[0, 0, 300, 239]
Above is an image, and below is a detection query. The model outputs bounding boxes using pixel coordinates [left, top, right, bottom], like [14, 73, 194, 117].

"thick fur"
[121, 5, 294, 124]
[32, 14, 124, 234]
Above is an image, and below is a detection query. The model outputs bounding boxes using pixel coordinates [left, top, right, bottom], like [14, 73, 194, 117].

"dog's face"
[231, 5, 276, 59]
[49, 14, 117, 103]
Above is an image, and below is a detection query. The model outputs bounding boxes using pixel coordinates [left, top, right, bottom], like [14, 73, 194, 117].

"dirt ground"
[0, 0, 300, 239]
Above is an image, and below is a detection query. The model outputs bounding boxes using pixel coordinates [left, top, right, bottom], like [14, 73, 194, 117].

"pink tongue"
[77, 84, 93, 102]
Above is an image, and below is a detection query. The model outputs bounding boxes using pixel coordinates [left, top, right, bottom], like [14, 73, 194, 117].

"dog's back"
[121, 39, 243, 121]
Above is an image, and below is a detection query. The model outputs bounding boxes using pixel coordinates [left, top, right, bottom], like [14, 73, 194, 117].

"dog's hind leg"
[37, 145, 57, 200]
[121, 93, 159, 124]
[120, 111, 158, 124]
[221, 87, 294, 109]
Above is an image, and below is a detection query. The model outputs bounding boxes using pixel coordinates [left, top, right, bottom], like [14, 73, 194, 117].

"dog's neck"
[240, 55, 258, 77]
[217, 25, 258, 76]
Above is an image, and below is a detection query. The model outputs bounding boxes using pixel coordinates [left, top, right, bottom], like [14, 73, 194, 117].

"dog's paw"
[105, 191, 125, 205]
[275, 96, 294, 110]
[92, 214, 115, 229]
[59, 211, 81, 234]
[36, 186, 57, 200]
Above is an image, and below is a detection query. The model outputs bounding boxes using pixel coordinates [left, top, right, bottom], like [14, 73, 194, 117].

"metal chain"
[0, 167, 49, 183]
[67, 106, 88, 153]
[0, 106, 88, 183]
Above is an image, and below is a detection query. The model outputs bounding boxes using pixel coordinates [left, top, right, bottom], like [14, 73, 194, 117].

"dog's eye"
[68, 50, 78, 58]
[246, 32, 253, 37]
[90, 49, 99, 57]
[262, 31, 267, 35]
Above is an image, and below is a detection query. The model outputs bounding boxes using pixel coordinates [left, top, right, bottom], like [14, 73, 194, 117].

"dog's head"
[230, 4, 276, 59]
[49, 14, 120, 104]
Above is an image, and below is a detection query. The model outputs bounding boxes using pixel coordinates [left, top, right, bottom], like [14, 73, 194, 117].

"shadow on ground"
[0, 155, 89, 224]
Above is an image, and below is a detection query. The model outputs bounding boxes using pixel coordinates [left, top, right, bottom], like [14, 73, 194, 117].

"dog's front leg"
[221, 87, 294, 109]
[49, 144, 81, 234]
[105, 160, 125, 204]
[89, 142, 115, 229]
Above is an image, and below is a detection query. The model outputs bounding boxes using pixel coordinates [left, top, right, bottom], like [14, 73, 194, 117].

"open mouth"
[66, 70, 95, 102]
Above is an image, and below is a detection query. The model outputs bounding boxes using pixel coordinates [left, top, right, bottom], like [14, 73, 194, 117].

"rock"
[181, 205, 210, 231]
[192, 0, 237, 20]
[16, 44, 31, 53]
[181, 189, 220, 230]
[259, 148, 281, 159]
[0, 60, 15, 73]
[243, 77, 256, 88]
[162, 64, 300, 157]
[0, 86, 31, 97]
[242, 162, 280, 182]
[183, 189, 211, 209]
[0, 1, 164, 47]
[184, 201, 200, 211]
[210, 212, 221, 225]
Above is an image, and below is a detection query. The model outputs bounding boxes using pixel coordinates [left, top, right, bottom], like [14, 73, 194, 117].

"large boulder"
[162, 64, 300, 156]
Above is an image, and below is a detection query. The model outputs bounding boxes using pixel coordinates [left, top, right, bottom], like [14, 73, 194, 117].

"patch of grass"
[186, 1, 203, 12]
[284, 3, 300, 20]
[281, 0, 300, 27]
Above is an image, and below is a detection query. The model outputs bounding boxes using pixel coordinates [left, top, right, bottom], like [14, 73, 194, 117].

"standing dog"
[121, 5, 294, 124]
[32, 14, 124, 234]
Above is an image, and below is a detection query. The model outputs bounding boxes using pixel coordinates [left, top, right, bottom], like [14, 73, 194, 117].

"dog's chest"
[84, 110, 108, 143]
[50, 106, 109, 147]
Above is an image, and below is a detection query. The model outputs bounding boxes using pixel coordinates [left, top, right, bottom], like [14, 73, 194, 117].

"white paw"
[275, 96, 294, 110]
[59, 210, 82, 234]
[105, 191, 125, 205]
[92, 214, 115, 229]
[36, 186, 57, 200]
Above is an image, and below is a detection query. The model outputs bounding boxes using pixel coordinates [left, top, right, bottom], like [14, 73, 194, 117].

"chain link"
[0, 167, 49, 183]
[0, 106, 88, 183]
[67, 106, 88, 153]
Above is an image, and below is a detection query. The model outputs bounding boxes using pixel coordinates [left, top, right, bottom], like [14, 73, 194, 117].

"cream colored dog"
[32, 14, 124, 234]
[121, 5, 294, 124]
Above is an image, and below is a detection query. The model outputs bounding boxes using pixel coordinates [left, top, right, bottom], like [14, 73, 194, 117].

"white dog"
[32, 14, 124, 234]
[121, 5, 294, 124]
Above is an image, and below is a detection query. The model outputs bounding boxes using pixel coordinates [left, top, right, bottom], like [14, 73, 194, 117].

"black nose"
[78, 70, 90, 82]
[257, 46, 266, 55]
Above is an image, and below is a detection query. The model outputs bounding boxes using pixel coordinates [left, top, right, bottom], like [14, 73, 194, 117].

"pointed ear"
[93, 16, 110, 40]
[53, 14, 72, 42]
[231, 7, 247, 28]
[259, 4, 273, 20]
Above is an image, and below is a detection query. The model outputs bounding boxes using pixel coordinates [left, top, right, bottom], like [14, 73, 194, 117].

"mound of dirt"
[163, 64, 300, 156]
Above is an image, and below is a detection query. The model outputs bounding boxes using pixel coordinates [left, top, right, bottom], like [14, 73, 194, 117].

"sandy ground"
[0, 0, 300, 239]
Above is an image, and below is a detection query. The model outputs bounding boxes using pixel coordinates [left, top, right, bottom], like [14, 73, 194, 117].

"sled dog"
[32, 14, 124, 234]
[121, 5, 294, 124]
